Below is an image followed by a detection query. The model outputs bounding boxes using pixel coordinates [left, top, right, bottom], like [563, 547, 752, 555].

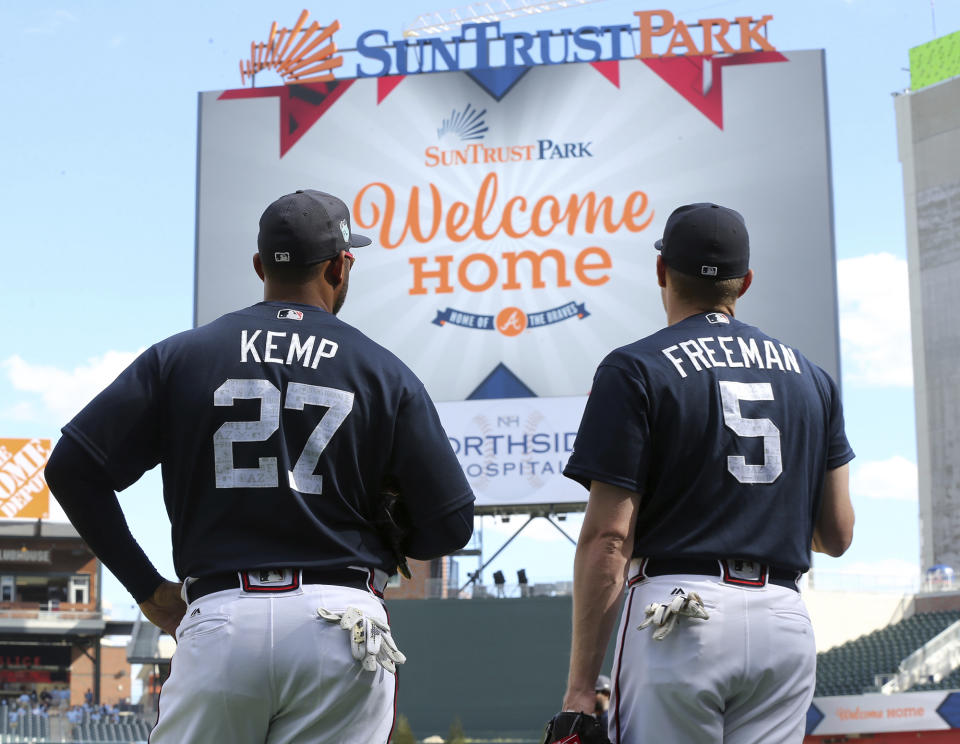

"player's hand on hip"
[138, 580, 187, 637]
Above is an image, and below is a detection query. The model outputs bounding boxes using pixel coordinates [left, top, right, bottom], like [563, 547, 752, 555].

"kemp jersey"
[62, 301, 474, 580]
[564, 312, 853, 573]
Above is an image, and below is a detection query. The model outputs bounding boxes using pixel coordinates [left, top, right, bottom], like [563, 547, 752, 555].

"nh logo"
[498, 416, 520, 427]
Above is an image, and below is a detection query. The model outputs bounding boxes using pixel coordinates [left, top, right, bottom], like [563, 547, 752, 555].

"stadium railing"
[882, 617, 960, 693]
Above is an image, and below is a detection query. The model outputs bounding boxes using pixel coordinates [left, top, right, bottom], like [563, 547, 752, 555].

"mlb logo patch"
[259, 569, 289, 584]
[705, 312, 729, 324]
[339, 219, 350, 243]
[728, 560, 762, 582]
[701, 265, 718, 276]
[277, 309, 304, 321]
[274, 251, 291, 263]
[239, 568, 300, 593]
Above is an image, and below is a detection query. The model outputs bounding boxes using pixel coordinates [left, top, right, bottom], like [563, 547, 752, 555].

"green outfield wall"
[388, 596, 622, 742]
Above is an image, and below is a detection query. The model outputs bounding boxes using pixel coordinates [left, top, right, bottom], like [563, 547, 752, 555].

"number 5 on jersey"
[719, 380, 782, 485]
[212, 379, 354, 494]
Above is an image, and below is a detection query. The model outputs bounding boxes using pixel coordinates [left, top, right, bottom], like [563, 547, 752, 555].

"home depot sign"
[0, 439, 50, 519]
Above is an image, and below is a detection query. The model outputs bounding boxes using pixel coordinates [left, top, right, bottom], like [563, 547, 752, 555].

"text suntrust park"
[425, 140, 594, 167]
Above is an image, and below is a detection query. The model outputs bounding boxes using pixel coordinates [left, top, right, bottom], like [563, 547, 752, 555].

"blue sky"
[1, 0, 956, 617]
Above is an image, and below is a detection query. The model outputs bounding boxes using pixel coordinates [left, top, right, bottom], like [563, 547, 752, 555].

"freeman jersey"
[563, 312, 854, 573]
[62, 301, 474, 580]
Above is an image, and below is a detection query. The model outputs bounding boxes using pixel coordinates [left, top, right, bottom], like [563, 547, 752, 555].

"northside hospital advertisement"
[195, 12, 839, 511]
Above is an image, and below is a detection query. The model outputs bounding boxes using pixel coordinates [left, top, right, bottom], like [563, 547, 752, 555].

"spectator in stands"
[595, 674, 612, 730]
[84, 688, 93, 705]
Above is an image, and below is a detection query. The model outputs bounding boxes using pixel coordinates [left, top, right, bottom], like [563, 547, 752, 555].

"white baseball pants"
[609, 574, 816, 744]
[150, 584, 397, 744]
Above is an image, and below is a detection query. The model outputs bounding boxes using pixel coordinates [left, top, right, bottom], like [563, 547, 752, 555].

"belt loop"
[181, 577, 197, 604]
[626, 557, 648, 588]
[370, 567, 389, 596]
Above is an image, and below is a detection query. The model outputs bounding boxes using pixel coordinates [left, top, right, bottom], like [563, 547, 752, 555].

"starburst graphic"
[240, 10, 344, 86]
[437, 103, 488, 141]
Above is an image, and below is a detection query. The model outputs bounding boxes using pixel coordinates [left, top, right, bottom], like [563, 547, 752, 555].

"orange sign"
[0, 439, 51, 520]
[634, 10, 775, 58]
[240, 10, 343, 86]
[496, 307, 527, 337]
[354, 173, 647, 297]
[241, 9, 776, 87]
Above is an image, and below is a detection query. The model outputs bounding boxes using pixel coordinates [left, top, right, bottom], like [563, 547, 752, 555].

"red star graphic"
[642, 51, 788, 129]
[218, 51, 786, 158]
[219, 80, 356, 157]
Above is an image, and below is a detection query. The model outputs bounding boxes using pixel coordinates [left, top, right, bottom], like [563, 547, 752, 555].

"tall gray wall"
[896, 75, 960, 571]
[388, 596, 621, 742]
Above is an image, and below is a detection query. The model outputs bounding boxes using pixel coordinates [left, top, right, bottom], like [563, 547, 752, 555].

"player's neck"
[262, 284, 335, 314]
[666, 301, 736, 326]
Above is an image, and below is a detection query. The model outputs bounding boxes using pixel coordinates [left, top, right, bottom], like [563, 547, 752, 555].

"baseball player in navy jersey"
[556, 203, 855, 744]
[45, 189, 475, 743]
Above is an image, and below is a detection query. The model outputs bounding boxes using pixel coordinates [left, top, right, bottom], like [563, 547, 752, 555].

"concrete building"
[895, 30, 960, 572]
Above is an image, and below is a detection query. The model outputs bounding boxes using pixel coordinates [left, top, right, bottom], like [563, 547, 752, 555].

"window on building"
[69, 574, 90, 605]
[16, 575, 50, 604]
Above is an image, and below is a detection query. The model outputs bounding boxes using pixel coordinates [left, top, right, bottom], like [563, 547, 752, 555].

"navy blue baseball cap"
[258, 189, 371, 266]
[655, 203, 749, 279]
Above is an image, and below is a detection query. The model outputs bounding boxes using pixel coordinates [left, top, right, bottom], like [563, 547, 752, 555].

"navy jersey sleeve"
[45, 437, 165, 603]
[61, 346, 164, 490]
[563, 363, 651, 493]
[822, 370, 855, 470]
[390, 384, 474, 522]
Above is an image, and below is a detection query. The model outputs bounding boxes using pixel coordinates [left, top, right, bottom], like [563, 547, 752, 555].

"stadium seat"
[816, 609, 960, 695]
[136, 718, 152, 738]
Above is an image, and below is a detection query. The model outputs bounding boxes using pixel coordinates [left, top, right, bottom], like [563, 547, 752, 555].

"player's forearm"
[562, 532, 629, 710]
[813, 464, 854, 556]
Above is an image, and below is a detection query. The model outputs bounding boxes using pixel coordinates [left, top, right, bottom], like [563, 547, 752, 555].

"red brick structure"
[0, 520, 123, 706]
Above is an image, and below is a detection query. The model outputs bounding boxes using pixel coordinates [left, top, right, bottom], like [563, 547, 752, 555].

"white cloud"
[24, 9, 77, 35]
[0, 401, 37, 421]
[809, 557, 921, 593]
[851, 455, 918, 501]
[826, 557, 920, 580]
[483, 514, 583, 543]
[2, 350, 142, 423]
[837, 253, 913, 388]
